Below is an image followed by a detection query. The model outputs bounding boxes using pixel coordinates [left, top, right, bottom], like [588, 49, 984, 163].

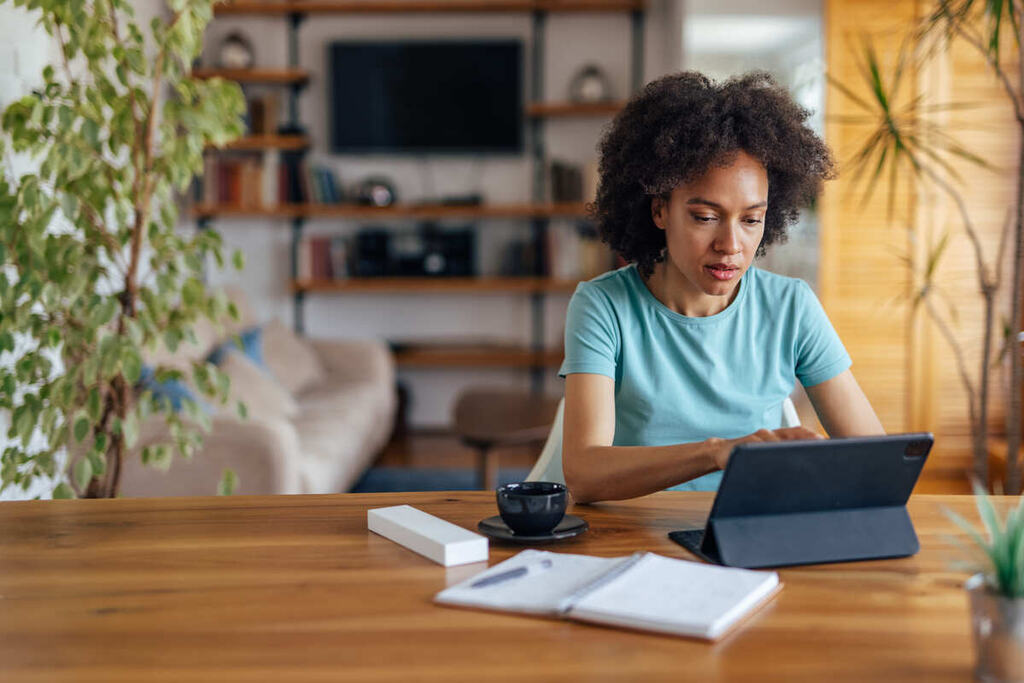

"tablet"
[669, 433, 933, 568]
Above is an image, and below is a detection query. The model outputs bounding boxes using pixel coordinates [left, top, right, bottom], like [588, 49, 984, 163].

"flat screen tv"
[328, 40, 523, 154]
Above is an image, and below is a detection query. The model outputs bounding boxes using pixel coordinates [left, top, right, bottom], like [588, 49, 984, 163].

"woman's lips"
[705, 265, 739, 281]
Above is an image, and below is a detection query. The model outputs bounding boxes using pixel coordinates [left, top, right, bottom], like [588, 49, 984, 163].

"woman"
[561, 71, 884, 504]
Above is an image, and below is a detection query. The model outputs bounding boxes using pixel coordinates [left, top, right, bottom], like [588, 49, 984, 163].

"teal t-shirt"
[558, 264, 851, 491]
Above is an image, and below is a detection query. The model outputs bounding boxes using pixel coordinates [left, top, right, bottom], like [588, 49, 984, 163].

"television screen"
[328, 40, 523, 154]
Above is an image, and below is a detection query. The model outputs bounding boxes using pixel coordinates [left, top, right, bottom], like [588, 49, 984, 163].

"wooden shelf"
[292, 277, 579, 294]
[394, 344, 563, 368]
[193, 204, 303, 219]
[192, 67, 310, 84]
[527, 101, 624, 118]
[212, 135, 309, 151]
[192, 202, 590, 219]
[215, 0, 644, 15]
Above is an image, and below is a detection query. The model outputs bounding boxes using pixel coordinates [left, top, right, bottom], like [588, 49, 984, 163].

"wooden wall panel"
[929, 31, 1018, 478]
[822, 0, 920, 437]
[824, 0, 1019, 484]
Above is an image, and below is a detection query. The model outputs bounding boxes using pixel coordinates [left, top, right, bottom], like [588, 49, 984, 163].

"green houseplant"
[946, 487, 1024, 681]
[827, 0, 1022, 492]
[0, 0, 246, 498]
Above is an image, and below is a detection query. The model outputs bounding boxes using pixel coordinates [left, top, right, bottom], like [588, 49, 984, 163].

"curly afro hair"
[592, 70, 835, 278]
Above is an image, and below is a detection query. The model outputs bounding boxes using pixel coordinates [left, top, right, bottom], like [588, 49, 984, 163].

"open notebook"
[435, 549, 781, 641]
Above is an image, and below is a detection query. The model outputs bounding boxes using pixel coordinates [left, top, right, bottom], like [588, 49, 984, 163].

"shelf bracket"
[530, 10, 546, 203]
[631, 9, 644, 93]
[290, 217, 306, 334]
[285, 12, 307, 132]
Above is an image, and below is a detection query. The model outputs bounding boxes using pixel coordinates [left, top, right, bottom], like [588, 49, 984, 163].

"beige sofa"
[120, 292, 397, 497]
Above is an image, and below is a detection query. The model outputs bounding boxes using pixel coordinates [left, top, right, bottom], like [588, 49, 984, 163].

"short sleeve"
[794, 280, 852, 387]
[558, 282, 619, 379]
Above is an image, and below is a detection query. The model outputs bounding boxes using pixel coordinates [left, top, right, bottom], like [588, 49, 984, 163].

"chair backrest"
[525, 396, 801, 485]
[525, 398, 566, 484]
[780, 396, 800, 430]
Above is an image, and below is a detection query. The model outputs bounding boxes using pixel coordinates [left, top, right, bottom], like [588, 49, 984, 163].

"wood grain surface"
[0, 492, 1009, 682]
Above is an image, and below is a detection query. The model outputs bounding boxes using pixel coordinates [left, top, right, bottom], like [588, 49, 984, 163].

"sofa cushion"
[293, 380, 394, 493]
[262, 318, 326, 396]
[219, 350, 298, 421]
[207, 326, 265, 367]
[142, 316, 221, 372]
[138, 365, 213, 414]
[141, 284, 255, 372]
[122, 414, 304, 497]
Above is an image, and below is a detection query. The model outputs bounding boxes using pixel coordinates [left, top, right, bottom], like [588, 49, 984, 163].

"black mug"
[496, 482, 567, 535]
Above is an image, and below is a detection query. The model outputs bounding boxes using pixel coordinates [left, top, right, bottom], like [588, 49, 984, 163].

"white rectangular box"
[367, 505, 488, 567]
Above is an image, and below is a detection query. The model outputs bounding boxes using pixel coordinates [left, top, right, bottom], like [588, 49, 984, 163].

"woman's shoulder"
[573, 264, 639, 301]
[745, 267, 819, 314]
[747, 266, 813, 298]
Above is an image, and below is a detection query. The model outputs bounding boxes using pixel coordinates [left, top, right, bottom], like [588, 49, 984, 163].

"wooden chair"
[451, 388, 562, 490]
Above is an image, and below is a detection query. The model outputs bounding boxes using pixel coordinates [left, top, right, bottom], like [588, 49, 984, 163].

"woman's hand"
[706, 426, 823, 470]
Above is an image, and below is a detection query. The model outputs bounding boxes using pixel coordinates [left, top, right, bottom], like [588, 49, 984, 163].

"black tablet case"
[669, 434, 933, 569]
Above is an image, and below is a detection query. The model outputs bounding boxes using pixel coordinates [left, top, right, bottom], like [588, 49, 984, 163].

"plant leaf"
[52, 483, 75, 499]
[73, 457, 93, 491]
[73, 412, 90, 443]
[217, 468, 238, 496]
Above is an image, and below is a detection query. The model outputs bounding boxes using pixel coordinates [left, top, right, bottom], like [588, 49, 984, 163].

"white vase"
[967, 573, 1024, 682]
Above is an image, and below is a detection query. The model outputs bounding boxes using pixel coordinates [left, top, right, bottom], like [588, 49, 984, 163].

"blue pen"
[469, 558, 553, 589]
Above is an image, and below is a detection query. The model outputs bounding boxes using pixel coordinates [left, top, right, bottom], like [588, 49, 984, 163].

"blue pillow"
[207, 326, 264, 368]
[138, 365, 212, 414]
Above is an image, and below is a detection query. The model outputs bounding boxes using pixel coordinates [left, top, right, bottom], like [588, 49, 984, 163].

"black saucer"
[477, 514, 589, 544]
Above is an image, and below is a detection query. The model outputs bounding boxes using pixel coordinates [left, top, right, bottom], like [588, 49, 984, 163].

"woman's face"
[651, 150, 768, 315]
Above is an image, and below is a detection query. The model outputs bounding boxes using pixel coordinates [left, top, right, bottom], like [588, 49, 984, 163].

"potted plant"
[946, 485, 1024, 681]
[0, 0, 246, 498]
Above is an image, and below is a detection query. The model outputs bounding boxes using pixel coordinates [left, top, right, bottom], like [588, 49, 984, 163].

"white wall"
[199, 3, 688, 427]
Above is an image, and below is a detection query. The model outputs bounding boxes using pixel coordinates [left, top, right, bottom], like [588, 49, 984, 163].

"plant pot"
[967, 573, 1024, 682]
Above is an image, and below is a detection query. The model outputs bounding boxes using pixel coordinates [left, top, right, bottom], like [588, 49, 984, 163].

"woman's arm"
[804, 369, 885, 437]
[563, 373, 821, 503]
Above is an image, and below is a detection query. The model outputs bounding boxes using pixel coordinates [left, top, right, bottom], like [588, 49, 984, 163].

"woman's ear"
[650, 195, 667, 230]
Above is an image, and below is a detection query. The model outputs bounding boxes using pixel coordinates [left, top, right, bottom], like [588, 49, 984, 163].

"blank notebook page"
[567, 554, 779, 639]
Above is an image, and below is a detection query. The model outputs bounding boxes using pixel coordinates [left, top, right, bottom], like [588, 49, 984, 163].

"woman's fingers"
[773, 426, 823, 440]
[714, 426, 825, 470]
[753, 429, 782, 442]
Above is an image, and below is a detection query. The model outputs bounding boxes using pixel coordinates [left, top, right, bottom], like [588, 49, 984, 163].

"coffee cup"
[496, 482, 567, 535]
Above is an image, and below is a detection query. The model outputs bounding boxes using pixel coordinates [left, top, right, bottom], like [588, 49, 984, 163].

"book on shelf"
[435, 549, 781, 641]
[202, 155, 272, 208]
[279, 160, 343, 205]
[262, 150, 279, 207]
[246, 93, 280, 136]
[545, 221, 615, 281]
[296, 234, 349, 281]
[199, 154, 344, 209]
[202, 156, 264, 207]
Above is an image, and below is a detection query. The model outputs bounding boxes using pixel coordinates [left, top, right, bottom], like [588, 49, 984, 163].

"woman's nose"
[713, 224, 742, 254]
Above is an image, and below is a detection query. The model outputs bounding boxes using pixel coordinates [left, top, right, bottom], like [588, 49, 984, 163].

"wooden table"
[0, 492, 1005, 682]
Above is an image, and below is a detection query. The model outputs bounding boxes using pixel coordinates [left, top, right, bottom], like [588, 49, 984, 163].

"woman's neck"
[643, 261, 743, 317]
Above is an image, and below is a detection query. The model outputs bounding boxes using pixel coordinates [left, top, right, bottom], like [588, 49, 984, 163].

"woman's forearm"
[564, 441, 719, 504]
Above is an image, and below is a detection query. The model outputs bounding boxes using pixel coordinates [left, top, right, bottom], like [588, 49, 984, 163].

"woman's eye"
[692, 214, 715, 223]
[744, 218, 763, 225]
